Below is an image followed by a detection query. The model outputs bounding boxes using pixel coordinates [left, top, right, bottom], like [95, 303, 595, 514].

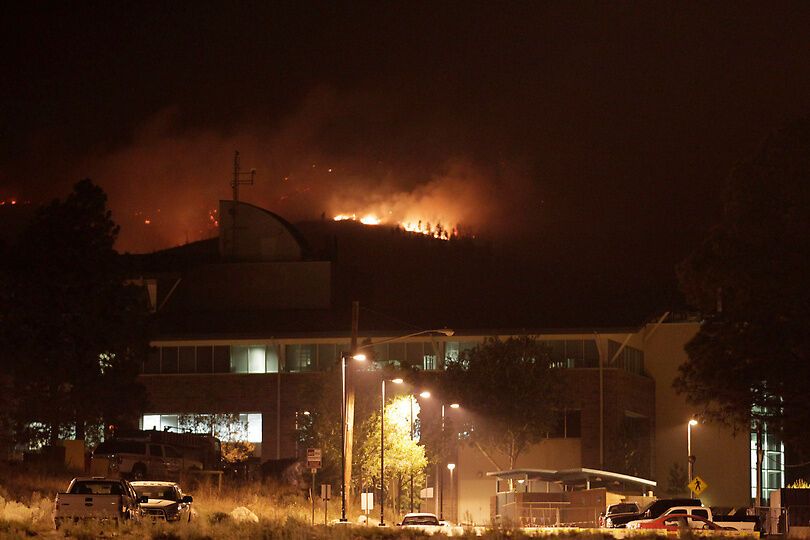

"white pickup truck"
[626, 505, 760, 532]
[54, 477, 144, 529]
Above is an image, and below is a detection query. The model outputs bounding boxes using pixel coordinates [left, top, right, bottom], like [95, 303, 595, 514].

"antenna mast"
[231, 150, 256, 202]
[228, 150, 257, 258]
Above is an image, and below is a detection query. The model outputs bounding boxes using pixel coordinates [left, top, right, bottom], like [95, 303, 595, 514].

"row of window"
[142, 342, 447, 374]
[141, 339, 644, 375]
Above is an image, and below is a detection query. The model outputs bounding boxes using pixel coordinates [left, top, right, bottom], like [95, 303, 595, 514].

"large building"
[131, 200, 780, 523]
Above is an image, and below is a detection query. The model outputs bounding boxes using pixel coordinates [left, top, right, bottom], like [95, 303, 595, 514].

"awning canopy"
[486, 467, 656, 490]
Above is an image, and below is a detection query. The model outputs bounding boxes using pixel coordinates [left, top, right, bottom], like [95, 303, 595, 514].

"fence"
[497, 500, 600, 528]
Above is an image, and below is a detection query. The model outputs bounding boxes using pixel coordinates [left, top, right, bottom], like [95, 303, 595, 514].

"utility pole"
[343, 301, 360, 518]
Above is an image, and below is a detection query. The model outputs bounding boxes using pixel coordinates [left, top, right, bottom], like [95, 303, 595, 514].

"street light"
[447, 463, 456, 523]
[688, 419, 698, 497]
[340, 352, 366, 522]
[439, 403, 460, 522]
[380, 377, 403, 526]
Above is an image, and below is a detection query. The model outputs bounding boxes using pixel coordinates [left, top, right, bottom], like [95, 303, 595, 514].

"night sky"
[3, 2, 810, 322]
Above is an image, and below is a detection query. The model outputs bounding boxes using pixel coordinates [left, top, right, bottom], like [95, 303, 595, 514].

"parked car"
[599, 502, 640, 527]
[54, 477, 143, 529]
[92, 439, 203, 480]
[626, 505, 758, 531]
[131, 480, 194, 522]
[635, 513, 737, 531]
[398, 512, 442, 529]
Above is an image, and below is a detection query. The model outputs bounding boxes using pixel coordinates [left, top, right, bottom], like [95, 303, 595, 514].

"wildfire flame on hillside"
[332, 212, 458, 240]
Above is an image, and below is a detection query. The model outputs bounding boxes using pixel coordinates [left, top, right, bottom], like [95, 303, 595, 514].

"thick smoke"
[76, 91, 542, 253]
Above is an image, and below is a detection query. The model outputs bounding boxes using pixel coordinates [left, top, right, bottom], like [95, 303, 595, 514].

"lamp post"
[409, 395, 415, 513]
[439, 402, 460, 522]
[340, 352, 366, 522]
[447, 463, 456, 523]
[380, 377, 403, 526]
[688, 419, 698, 497]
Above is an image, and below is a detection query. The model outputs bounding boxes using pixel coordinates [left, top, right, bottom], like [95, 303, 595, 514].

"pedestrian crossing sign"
[688, 476, 708, 495]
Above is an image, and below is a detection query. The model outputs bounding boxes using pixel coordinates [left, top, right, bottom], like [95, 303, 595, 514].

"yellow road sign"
[688, 475, 709, 495]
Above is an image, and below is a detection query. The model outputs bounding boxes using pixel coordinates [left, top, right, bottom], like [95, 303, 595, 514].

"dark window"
[565, 340, 584, 367]
[164, 446, 181, 458]
[692, 509, 709, 519]
[196, 346, 213, 373]
[179, 347, 195, 373]
[285, 344, 316, 372]
[317, 344, 336, 369]
[405, 343, 424, 368]
[213, 346, 230, 373]
[161, 347, 178, 373]
[144, 348, 160, 374]
[70, 481, 126, 495]
[548, 409, 581, 438]
[149, 444, 163, 457]
[584, 340, 599, 368]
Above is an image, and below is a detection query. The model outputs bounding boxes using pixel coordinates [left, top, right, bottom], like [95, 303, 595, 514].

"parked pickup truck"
[92, 439, 203, 480]
[626, 505, 761, 532]
[605, 498, 702, 528]
[54, 477, 143, 529]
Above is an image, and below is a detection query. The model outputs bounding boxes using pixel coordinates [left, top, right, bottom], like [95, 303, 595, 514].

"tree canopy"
[675, 119, 810, 458]
[356, 395, 427, 512]
[439, 336, 563, 469]
[0, 179, 151, 446]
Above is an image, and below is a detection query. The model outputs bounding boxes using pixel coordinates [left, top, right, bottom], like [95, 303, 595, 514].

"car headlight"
[627, 522, 639, 529]
[606, 518, 613, 527]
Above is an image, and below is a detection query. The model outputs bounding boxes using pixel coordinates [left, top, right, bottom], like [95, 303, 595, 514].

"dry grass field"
[0, 463, 744, 539]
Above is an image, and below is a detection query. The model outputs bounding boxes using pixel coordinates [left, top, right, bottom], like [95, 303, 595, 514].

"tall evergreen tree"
[0, 179, 150, 446]
[675, 119, 810, 504]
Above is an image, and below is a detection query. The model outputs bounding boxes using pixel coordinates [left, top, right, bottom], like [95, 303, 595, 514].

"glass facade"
[144, 345, 282, 374]
[750, 424, 785, 503]
[144, 338, 644, 375]
[607, 340, 644, 374]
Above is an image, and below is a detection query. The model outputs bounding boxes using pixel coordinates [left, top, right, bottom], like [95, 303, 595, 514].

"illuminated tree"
[675, 119, 810, 502]
[357, 395, 428, 514]
[0, 179, 150, 446]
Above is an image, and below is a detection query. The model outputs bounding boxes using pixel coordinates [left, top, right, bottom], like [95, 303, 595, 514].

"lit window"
[142, 415, 161, 431]
[246, 414, 262, 443]
[248, 346, 266, 373]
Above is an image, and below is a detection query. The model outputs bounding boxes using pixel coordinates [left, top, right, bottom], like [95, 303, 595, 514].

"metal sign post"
[361, 491, 374, 524]
[307, 448, 322, 524]
[321, 484, 331, 525]
[310, 469, 316, 525]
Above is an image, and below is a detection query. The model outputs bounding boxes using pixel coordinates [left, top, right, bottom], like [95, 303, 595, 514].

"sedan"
[131, 481, 194, 523]
[635, 514, 737, 531]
